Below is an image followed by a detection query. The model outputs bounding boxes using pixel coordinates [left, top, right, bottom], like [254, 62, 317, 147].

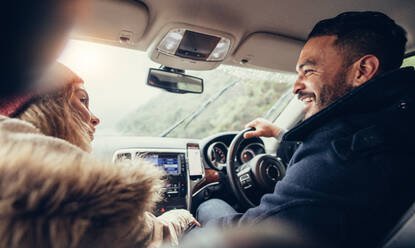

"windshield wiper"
[160, 81, 239, 137]
[262, 89, 293, 121]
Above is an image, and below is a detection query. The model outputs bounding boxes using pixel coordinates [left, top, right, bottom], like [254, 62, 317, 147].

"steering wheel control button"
[239, 173, 250, 182]
[240, 174, 253, 190]
[243, 184, 252, 190]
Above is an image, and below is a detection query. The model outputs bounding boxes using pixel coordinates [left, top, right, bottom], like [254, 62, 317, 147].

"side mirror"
[146, 68, 203, 94]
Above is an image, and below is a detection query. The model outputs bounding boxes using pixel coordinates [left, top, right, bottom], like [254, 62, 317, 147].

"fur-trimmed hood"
[0, 115, 165, 248]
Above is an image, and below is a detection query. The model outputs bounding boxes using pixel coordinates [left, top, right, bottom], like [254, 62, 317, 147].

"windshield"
[59, 40, 297, 139]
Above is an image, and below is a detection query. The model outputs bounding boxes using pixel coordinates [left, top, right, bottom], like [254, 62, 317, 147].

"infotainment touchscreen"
[145, 154, 180, 175]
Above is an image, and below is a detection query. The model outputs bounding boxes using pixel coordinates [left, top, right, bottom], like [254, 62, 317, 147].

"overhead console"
[149, 24, 234, 70]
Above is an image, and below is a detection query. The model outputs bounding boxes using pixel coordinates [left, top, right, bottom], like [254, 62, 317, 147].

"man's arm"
[243, 118, 285, 140]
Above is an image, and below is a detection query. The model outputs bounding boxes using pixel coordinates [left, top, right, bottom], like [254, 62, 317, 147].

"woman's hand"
[157, 209, 200, 235]
[146, 210, 200, 248]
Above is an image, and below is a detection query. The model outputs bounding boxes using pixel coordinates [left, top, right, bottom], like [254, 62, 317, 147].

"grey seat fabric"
[381, 201, 415, 248]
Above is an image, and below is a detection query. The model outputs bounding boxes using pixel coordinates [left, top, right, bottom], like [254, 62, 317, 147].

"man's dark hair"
[308, 11, 407, 72]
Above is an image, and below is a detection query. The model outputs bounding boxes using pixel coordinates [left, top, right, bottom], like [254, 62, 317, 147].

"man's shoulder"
[287, 119, 397, 177]
[300, 118, 355, 150]
[329, 125, 388, 161]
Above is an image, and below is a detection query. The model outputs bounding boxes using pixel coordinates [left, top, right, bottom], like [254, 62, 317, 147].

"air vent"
[116, 152, 132, 161]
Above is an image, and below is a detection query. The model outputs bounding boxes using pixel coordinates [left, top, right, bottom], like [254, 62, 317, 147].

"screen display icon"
[145, 154, 180, 175]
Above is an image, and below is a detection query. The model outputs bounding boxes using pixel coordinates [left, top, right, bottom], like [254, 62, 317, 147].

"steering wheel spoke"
[227, 128, 286, 208]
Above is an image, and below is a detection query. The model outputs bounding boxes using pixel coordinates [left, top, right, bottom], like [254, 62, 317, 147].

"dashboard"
[93, 132, 267, 214]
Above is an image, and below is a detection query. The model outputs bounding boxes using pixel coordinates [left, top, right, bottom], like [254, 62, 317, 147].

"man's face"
[294, 35, 355, 119]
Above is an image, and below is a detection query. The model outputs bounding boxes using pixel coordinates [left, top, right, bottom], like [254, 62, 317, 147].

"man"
[196, 11, 415, 247]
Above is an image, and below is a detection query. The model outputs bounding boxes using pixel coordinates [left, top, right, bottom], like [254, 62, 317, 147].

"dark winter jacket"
[216, 67, 415, 247]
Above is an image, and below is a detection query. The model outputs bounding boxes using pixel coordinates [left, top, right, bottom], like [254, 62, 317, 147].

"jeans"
[196, 198, 237, 226]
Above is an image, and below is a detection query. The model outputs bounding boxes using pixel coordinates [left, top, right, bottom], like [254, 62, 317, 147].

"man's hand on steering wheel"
[244, 118, 281, 139]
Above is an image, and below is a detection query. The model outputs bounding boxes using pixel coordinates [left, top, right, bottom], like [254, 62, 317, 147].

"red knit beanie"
[0, 62, 83, 117]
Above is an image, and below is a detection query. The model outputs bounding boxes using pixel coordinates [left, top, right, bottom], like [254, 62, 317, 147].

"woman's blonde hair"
[16, 84, 93, 152]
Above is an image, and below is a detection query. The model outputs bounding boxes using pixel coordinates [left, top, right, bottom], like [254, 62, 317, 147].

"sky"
[58, 39, 161, 135]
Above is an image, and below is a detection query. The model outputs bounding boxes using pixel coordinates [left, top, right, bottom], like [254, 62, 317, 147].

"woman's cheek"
[73, 100, 91, 122]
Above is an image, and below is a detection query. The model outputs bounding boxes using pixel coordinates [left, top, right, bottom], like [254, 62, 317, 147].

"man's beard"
[317, 68, 355, 110]
[300, 68, 355, 121]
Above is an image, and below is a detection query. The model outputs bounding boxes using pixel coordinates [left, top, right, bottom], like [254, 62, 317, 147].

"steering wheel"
[226, 128, 286, 208]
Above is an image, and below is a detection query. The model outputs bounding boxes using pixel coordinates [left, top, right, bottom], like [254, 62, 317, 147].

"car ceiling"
[71, 0, 415, 72]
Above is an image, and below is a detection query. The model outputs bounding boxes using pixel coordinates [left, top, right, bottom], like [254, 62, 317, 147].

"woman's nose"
[90, 113, 100, 127]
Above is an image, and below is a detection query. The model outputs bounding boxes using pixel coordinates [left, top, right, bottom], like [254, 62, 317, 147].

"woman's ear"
[351, 55, 380, 87]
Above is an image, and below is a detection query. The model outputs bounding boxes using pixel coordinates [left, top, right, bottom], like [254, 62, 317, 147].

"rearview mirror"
[146, 68, 203, 94]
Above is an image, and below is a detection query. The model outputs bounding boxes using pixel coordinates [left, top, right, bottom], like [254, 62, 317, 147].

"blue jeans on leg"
[196, 198, 237, 226]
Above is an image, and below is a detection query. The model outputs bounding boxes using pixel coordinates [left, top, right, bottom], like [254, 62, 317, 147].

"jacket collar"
[284, 67, 415, 141]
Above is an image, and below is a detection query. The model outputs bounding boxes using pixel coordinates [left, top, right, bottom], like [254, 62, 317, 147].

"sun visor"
[233, 33, 304, 72]
[71, 0, 148, 48]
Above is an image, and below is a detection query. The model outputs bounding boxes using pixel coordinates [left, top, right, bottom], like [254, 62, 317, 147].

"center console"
[113, 149, 190, 216]
[143, 152, 189, 215]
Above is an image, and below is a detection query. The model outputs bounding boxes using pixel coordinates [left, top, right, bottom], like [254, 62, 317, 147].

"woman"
[12, 63, 99, 152]
[0, 62, 197, 248]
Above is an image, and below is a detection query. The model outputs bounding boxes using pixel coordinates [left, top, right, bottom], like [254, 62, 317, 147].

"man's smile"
[298, 91, 316, 105]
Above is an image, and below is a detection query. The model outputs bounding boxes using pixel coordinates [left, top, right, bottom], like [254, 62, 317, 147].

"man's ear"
[351, 55, 380, 87]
